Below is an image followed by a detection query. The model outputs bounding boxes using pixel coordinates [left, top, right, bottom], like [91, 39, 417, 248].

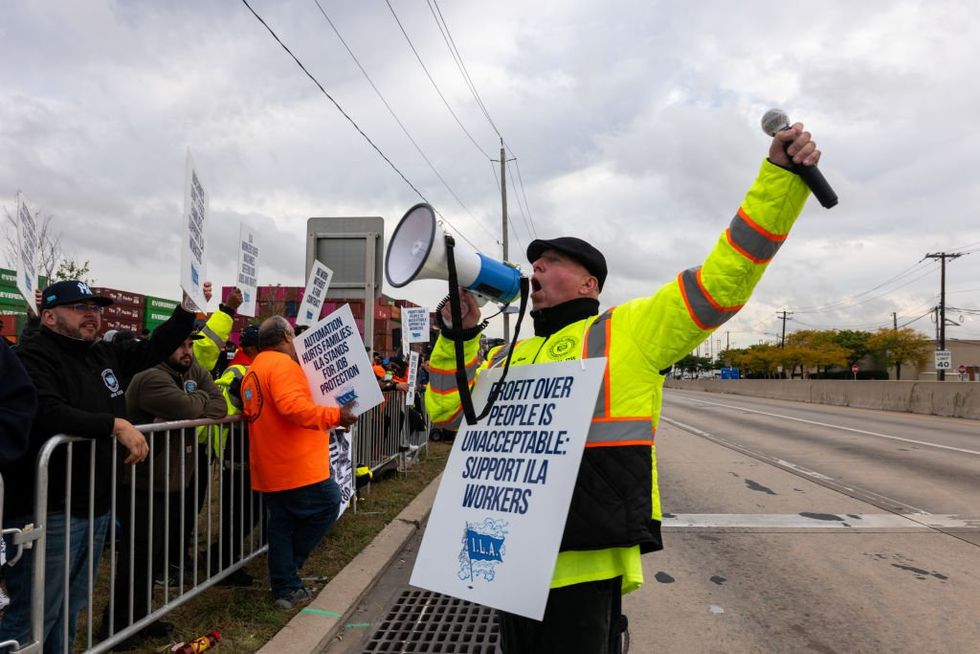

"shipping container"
[101, 318, 143, 334]
[0, 288, 26, 304]
[103, 304, 142, 321]
[143, 309, 174, 325]
[0, 299, 29, 315]
[90, 287, 144, 308]
[145, 295, 179, 312]
[1, 313, 25, 337]
[0, 268, 49, 293]
[258, 285, 285, 302]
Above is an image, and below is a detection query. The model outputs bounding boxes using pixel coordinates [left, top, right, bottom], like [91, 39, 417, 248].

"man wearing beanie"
[426, 124, 822, 652]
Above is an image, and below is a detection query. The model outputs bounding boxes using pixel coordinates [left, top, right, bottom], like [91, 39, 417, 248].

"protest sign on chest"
[294, 303, 383, 416]
[410, 357, 606, 620]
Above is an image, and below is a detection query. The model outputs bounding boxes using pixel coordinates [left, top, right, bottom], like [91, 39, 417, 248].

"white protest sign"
[296, 260, 334, 327]
[180, 151, 209, 311]
[405, 350, 420, 407]
[15, 193, 39, 316]
[410, 358, 606, 620]
[294, 303, 384, 416]
[329, 428, 355, 519]
[236, 223, 259, 317]
[403, 307, 430, 343]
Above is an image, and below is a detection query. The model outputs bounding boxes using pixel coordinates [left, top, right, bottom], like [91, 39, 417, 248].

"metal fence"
[1, 389, 430, 653]
[354, 390, 430, 480]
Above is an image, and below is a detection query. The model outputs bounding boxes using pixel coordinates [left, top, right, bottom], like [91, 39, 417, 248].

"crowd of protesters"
[0, 278, 440, 652]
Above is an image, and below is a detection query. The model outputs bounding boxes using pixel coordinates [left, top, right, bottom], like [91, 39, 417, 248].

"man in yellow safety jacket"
[210, 323, 261, 584]
[425, 124, 822, 653]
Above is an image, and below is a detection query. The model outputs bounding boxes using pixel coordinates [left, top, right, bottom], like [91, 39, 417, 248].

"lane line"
[662, 513, 975, 530]
[662, 416, 931, 514]
[672, 396, 980, 456]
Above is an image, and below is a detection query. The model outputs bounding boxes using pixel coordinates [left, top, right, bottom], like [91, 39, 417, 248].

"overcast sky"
[2, 0, 979, 349]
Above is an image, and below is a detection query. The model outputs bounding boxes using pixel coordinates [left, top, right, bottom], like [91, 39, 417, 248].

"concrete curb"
[258, 473, 441, 654]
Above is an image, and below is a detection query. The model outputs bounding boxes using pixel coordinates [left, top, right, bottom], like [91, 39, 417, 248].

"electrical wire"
[507, 160, 535, 246]
[791, 261, 937, 314]
[427, 0, 501, 139]
[385, 0, 494, 161]
[512, 157, 538, 239]
[310, 0, 499, 246]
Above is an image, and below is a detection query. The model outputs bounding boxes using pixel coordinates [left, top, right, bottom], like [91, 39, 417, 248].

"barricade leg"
[3, 510, 109, 654]
[0, 514, 35, 650]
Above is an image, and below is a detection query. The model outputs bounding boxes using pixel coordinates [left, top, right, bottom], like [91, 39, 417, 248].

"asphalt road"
[325, 391, 980, 653]
[627, 389, 980, 653]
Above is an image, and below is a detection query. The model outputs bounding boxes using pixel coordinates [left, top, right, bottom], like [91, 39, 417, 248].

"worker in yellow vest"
[210, 323, 260, 585]
[425, 123, 822, 653]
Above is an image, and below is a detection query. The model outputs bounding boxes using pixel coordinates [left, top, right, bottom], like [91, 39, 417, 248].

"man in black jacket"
[0, 280, 196, 653]
[0, 339, 36, 467]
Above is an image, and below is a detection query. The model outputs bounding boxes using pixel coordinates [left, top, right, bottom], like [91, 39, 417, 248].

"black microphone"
[761, 108, 838, 209]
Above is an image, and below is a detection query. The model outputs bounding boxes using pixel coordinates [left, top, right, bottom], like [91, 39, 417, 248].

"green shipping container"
[0, 267, 49, 291]
[145, 295, 179, 312]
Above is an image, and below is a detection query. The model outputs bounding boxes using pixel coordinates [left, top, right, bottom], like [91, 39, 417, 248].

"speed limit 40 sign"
[934, 350, 952, 370]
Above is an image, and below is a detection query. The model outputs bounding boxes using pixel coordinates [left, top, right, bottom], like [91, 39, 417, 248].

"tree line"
[675, 328, 933, 380]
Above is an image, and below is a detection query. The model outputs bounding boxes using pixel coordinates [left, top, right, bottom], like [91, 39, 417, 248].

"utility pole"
[892, 312, 897, 330]
[777, 310, 793, 348]
[925, 252, 962, 381]
[500, 139, 510, 342]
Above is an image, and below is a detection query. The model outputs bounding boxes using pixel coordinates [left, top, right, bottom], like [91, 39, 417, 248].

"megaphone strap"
[443, 234, 529, 426]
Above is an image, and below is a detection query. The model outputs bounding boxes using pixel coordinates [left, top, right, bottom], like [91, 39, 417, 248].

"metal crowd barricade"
[350, 389, 430, 480]
[6, 396, 433, 653]
[11, 416, 265, 654]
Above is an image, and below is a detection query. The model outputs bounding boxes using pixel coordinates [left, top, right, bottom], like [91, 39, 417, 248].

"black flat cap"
[527, 237, 607, 291]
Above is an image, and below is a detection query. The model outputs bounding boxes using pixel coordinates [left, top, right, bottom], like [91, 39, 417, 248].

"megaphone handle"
[444, 236, 479, 425]
[444, 235, 531, 425]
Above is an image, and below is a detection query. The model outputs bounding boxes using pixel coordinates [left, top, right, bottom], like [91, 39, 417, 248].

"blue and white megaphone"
[385, 203, 522, 305]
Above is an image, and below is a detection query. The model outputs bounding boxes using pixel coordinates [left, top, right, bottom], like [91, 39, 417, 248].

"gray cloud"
[2, 0, 978, 343]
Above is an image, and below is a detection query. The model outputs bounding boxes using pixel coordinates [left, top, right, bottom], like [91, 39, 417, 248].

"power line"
[240, 0, 480, 251]
[384, 0, 493, 161]
[512, 156, 538, 238]
[427, 0, 500, 139]
[310, 0, 499, 246]
[507, 160, 535, 245]
[791, 259, 934, 313]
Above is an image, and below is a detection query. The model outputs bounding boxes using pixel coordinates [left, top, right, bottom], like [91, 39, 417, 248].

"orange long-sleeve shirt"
[241, 350, 341, 492]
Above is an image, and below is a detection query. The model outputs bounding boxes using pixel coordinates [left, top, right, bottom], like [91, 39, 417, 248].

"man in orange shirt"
[240, 316, 357, 608]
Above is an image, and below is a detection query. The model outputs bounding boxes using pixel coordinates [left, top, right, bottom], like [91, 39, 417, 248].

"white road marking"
[662, 416, 932, 514]
[673, 396, 980, 456]
[662, 514, 974, 529]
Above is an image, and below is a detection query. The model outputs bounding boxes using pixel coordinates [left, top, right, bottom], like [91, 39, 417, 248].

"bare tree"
[3, 204, 63, 279]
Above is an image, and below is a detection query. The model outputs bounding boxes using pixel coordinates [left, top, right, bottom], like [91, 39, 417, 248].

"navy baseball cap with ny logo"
[40, 281, 114, 311]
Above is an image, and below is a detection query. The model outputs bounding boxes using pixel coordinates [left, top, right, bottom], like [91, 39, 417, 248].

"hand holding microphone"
[761, 109, 837, 208]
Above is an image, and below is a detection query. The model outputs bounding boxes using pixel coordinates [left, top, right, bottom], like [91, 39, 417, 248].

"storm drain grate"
[362, 589, 500, 653]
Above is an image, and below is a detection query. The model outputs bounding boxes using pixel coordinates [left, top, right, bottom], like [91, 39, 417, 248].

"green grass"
[88, 442, 450, 653]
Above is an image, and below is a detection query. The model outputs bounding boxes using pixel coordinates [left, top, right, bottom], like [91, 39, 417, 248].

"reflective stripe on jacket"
[193, 309, 234, 373]
[424, 160, 810, 591]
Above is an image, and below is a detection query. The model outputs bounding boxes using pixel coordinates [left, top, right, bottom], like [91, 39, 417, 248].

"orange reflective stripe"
[678, 268, 741, 330]
[737, 206, 787, 242]
[428, 353, 480, 376]
[433, 404, 464, 429]
[726, 207, 787, 264]
[427, 377, 475, 395]
[586, 439, 655, 448]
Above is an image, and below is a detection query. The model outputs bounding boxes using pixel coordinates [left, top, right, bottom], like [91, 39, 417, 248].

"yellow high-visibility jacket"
[425, 160, 810, 594]
[193, 308, 234, 373]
